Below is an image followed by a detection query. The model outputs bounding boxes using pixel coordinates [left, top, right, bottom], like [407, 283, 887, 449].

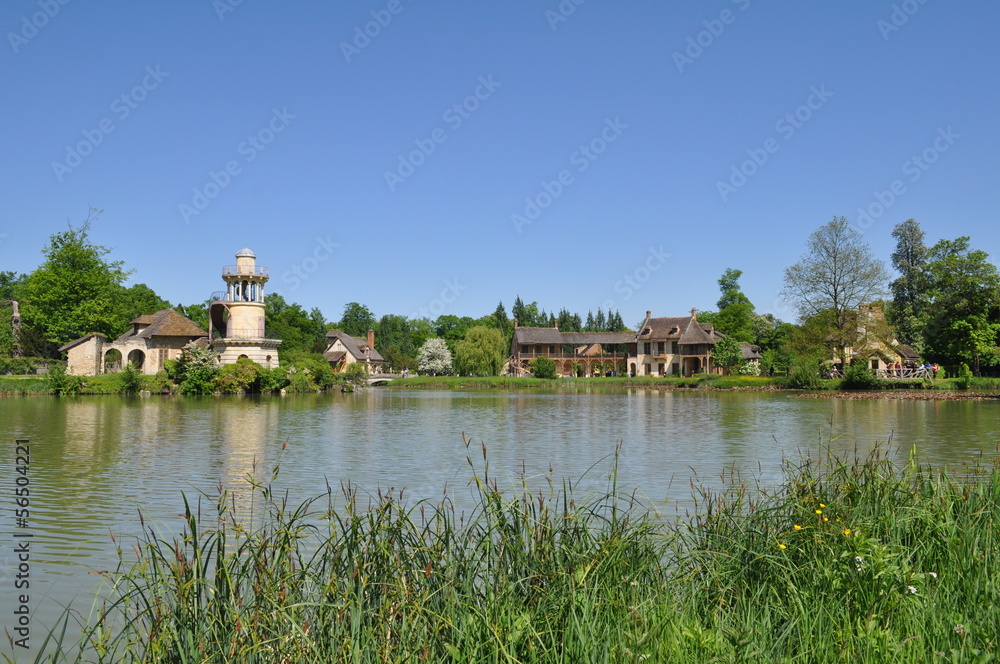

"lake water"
[2, 388, 999, 659]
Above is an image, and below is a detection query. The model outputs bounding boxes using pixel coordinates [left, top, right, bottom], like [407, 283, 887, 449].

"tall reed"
[18, 440, 1000, 663]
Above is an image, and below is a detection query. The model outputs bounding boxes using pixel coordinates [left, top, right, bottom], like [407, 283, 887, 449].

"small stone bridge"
[368, 373, 403, 386]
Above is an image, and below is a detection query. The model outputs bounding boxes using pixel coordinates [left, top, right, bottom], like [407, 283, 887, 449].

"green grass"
[0, 375, 50, 395]
[389, 374, 790, 390]
[22, 440, 1000, 663]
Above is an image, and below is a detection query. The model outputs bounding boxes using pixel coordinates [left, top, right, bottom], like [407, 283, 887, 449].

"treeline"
[0, 211, 628, 376]
[6, 212, 997, 380]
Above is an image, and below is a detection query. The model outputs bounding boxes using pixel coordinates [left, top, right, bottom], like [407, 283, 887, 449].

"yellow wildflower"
[815, 509, 823, 515]
[823, 517, 829, 522]
[793, 524, 802, 530]
[844, 528, 852, 535]
[819, 503, 826, 508]
[778, 543, 787, 549]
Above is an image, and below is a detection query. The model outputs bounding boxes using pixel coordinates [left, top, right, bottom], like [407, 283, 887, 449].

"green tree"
[376, 314, 418, 370]
[781, 216, 889, 364]
[454, 326, 506, 375]
[123, 283, 172, 320]
[594, 308, 607, 332]
[376, 314, 414, 357]
[888, 219, 929, 351]
[338, 302, 376, 338]
[408, 318, 434, 357]
[266, 294, 327, 359]
[493, 301, 512, 342]
[717, 268, 752, 310]
[435, 315, 477, 353]
[711, 335, 745, 374]
[21, 211, 135, 347]
[922, 237, 1000, 373]
[557, 308, 582, 332]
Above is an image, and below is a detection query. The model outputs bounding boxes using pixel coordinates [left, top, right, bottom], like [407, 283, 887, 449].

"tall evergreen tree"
[594, 308, 607, 332]
[888, 219, 929, 351]
[492, 301, 512, 340]
[511, 296, 527, 327]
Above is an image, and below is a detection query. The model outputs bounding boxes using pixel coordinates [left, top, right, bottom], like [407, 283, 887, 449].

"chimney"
[691, 308, 697, 319]
[514, 319, 519, 328]
[367, 329, 375, 349]
[554, 320, 559, 329]
[646, 310, 651, 320]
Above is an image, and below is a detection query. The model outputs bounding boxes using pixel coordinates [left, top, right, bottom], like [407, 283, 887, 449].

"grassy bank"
[29, 441, 1000, 663]
[390, 373, 1000, 394]
[388, 374, 790, 390]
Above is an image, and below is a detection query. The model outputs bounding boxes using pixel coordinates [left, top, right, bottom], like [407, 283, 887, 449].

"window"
[643, 342, 651, 355]
[657, 363, 665, 375]
[657, 342, 665, 354]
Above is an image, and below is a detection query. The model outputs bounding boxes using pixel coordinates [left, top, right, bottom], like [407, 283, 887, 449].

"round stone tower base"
[211, 338, 281, 368]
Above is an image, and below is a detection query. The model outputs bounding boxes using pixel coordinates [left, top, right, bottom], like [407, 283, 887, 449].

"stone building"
[59, 309, 208, 375]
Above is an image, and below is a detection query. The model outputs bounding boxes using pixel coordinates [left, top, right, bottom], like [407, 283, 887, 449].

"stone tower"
[209, 248, 280, 367]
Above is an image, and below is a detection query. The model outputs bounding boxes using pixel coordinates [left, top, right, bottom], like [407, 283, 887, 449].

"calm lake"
[2, 388, 999, 658]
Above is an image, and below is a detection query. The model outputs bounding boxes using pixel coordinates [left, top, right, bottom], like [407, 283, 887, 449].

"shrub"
[786, 362, 823, 389]
[216, 357, 262, 394]
[305, 359, 337, 390]
[258, 366, 289, 393]
[0, 357, 40, 375]
[286, 366, 318, 393]
[118, 363, 143, 395]
[737, 361, 761, 376]
[530, 356, 557, 379]
[45, 364, 84, 396]
[841, 363, 882, 390]
[955, 363, 974, 390]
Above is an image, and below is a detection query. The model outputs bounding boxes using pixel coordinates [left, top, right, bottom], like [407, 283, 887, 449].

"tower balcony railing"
[211, 328, 282, 341]
[222, 265, 269, 277]
[210, 291, 265, 304]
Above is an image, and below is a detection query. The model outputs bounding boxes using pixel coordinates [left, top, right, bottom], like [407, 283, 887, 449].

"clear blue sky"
[3, 0, 998, 328]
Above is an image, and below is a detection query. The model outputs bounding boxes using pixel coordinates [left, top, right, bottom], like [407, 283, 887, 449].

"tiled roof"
[512, 327, 634, 346]
[58, 333, 107, 353]
[115, 309, 208, 342]
[637, 316, 693, 340]
[678, 318, 718, 346]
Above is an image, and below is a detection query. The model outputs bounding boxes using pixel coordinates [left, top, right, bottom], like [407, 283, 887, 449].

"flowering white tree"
[417, 338, 452, 375]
